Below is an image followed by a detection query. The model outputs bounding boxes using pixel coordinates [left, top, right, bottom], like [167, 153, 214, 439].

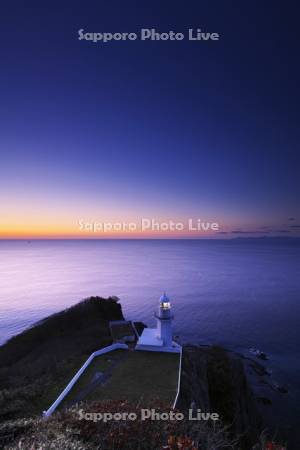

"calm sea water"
[0, 239, 299, 440]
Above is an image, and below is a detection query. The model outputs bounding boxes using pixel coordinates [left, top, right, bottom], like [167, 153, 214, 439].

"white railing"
[43, 343, 128, 417]
[172, 345, 183, 409]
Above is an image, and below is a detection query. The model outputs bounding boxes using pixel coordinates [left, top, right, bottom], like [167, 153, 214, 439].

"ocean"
[0, 238, 299, 442]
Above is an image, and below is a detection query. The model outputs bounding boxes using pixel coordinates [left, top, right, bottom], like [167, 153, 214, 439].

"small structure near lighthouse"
[136, 293, 181, 353]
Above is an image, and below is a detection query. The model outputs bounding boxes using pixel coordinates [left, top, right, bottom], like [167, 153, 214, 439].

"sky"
[0, 1, 299, 238]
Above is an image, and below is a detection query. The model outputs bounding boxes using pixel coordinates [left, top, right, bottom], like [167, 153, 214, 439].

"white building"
[136, 293, 181, 353]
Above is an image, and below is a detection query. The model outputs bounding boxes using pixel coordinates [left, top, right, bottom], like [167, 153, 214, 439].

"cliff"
[178, 345, 262, 448]
[0, 298, 265, 449]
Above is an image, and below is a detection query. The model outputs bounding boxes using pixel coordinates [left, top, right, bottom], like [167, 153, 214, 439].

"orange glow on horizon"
[0, 229, 221, 239]
[0, 213, 228, 239]
[0, 222, 222, 239]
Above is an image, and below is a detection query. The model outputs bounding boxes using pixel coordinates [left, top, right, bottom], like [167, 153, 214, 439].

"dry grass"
[1, 401, 244, 450]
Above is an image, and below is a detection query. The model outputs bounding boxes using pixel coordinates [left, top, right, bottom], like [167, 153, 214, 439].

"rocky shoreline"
[0, 297, 289, 449]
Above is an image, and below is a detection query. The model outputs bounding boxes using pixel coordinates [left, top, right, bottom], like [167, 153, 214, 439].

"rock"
[257, 396, 272, 405]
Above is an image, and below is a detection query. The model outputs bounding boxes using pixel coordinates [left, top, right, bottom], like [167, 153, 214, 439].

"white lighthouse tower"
[155, 293, 173, 347]
[136, 293, 180, 353]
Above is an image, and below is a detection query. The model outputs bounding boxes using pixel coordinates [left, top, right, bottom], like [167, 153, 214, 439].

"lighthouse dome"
[160, 292, 170, 303]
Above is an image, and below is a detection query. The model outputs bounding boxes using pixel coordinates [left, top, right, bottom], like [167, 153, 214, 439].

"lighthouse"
[136, 293, 180, 353]
[155, 293, 173, 347]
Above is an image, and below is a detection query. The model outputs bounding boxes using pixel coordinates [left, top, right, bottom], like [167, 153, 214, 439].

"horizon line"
[0, 236, 299, 241]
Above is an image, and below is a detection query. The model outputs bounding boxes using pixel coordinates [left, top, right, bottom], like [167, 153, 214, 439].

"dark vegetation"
[179, 346, 263, 449]
[0, 298, 278, 449]
[0, 296, 123, 420]
[109, 321, 136, 341]
[206, 346, 235, 424]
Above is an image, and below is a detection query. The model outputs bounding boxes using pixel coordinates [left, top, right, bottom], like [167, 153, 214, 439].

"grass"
[60, 349, 126, 408]
[60, 350, 180, 409]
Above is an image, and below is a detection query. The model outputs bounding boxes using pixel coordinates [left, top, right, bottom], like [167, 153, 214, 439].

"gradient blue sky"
[0, 1, 299, 237]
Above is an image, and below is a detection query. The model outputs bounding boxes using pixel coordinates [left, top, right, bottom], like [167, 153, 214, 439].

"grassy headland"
[0, 297, 269, 449]
[0, 296, 123, 420]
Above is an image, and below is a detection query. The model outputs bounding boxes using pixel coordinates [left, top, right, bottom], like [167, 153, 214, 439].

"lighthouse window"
[162, 302, 170, 309]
